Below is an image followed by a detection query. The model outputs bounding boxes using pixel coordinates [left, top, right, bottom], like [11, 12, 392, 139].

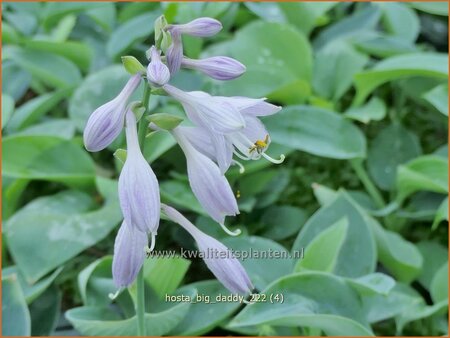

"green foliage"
[2, 2, 448, 337]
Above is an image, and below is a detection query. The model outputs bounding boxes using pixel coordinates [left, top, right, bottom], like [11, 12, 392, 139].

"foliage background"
[1, 1, 449, 336]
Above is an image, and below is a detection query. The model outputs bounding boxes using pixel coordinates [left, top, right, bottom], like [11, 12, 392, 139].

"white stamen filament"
[262, 152, 285, 164]
[219, 222, 241, 236]
[149, 232, 156, 252]
[232, 160, 245, 174]
[108, 287, 123, 300]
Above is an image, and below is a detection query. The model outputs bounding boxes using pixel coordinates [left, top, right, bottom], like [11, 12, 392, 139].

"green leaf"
[160, 180, 206, 216]
[361, 283, 425, 324]
[313, 5, 381, 50]
[395, 299, 448, 334]
[29, 285, 61, 336]
[396, 155, 448, 202]
[344, 97, 386, 124]
[113, 148, 127, 165]
[121, 55, 146, 75]
[222, 236, 294, 290]
[2, 274, 31, 336]
[169, 280, 241, 335]
[353, 33, 418, 58]
[147, 113, 184, 130]
[69, 65, 144, 131]
[50, 14, 76, 42]
[432, 197, 448, 230]
[410, 2, 448, 16]
[107, 11, 159, 58]
[78, 256, 115, 307]
[259, 205, 307, 240]
[266, 105, 366, 159]
[4, 177, 122, 283]
[4, 46, 82, 89]
[380, 3, 420, 42]
[368, 124, 422, 190]
[65, 291, 194, 336]
[143, 130, 177, 163]
[2, 93, 14, 130]
[430, 262, 448, 304]
[370, 219, 422, 283]
[293, 191, 376, 278]
[313, 41, 368, 101]
[417, 241, 448, 289]
[347, 273, 396, 296]
[423, 83, 448, 116]
[295, 218, 348, 273]
[5, 89, 71, 132]
[2, 266, 63, 304]
[312, 183, 338, 206]
[229, 272, 373, 336]
[16, 119, 76, 139]
[24, 40, 92, 72]
[2, 135, 95, 188]
[354, 53, 448, 105]
[205, 21, 312, 104]
[142, 256, 191, 298]
[2, 22, 21, 44]
[2, 61, 31, 101]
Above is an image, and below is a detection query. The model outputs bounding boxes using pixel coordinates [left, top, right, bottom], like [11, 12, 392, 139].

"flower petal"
[181, 56, 246, 80]
[118, 111, 161, 233]
[162, 204, 253, 294]
[172, 128, 238, 224]
[112, 221, 147, 288]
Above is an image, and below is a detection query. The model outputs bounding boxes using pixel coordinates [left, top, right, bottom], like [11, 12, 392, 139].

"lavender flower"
[147, 46, 170, 87]
[163, 84, 245, 133]
[112, 221, 147, 288]
[119, 110, 160, 234]
[181, 56, 246, 80]
[83, 74, 141, 152]
[170, 126, 239, 234]
[162, 204, 253, 294]
[167, 17, 222, 37]
[166, 31, 183, 75]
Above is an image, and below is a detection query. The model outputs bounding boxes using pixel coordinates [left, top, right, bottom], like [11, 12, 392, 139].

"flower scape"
[83, 16, 284, 295]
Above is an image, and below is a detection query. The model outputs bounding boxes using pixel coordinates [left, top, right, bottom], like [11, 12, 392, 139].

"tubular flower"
[167, 17, 222, 37]
[170, 126, 239, 234]
[181, 56, 246, 80]
[118, 110, 160, 234]
[166, 30, 183, 75]
[112, 221, 148, 288]
[147, 46, 170, 87]
[162, 204, 253, 294]
[83, 74, 141, 152]
[162, 84, 245, 133]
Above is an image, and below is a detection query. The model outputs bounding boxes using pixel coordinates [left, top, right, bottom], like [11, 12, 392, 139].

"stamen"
[149, 232, 156, 252]
[108, 288, 123, 300]
[219, 222, 241, 236]
[232, 160, 245, 174]
[262, 152, 285, 164]
[233, 150, 252, 161]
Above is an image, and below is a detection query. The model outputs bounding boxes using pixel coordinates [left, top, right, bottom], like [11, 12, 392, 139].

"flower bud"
[181, 56, 246, 80]
[112, 221, 147, 288]
[168, 17, 222, 37]
[147, 46, 170, 87]
[166, 31, 183, 75]
[83, 74, 141, 152]
[171, 127, 238, 226]
[162, 204, 253, 295]
[118, 110, 160, 234]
